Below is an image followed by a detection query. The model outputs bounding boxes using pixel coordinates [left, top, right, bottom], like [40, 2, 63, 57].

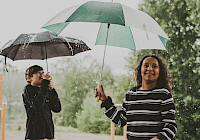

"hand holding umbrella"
[44, 72, 54, 90]
[95, 83, 107, 102]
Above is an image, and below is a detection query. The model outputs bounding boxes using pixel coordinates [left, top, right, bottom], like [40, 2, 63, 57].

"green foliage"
[132, 0, 200, 139]
[1, 65, 27, 123]
[52, 56, 116, 128]
[0, 58, 27, 130]
[112, 75, 133, 103]
[17, 125, 22, 131]
[76, 91, 110, 134]
[76, 84, 125, 135]
[3, 71, 26, 115]
[51, 56, 131, 135]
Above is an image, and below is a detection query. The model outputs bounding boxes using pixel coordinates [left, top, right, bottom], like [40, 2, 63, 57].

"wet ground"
[3, 130, 124, 140]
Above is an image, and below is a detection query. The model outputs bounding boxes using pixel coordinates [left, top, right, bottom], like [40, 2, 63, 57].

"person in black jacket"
[22, 65, 61, 140]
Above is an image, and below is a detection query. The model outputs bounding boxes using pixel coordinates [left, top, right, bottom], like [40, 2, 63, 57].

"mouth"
[145, 73, 155, 76]
[39, 77, 43, 80]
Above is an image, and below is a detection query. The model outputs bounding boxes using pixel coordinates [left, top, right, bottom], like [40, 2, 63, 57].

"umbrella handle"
[96, 82, 104, 102]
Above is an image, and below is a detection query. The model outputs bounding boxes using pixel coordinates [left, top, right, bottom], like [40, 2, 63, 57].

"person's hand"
[49, 80, 54, 90]
[44, 72, 54, 90]
[44, 72, 52, 81]
[94, 84, 108, 102]
[150, 136, 160, 140]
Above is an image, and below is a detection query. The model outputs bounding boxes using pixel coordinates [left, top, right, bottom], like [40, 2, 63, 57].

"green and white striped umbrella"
[43, 1, 169, 50]
[43, 1, 169, 101]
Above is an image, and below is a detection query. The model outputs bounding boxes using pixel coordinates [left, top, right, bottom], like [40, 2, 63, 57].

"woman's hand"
[150, 136, 160, 140]
[94, 84, 108, 102]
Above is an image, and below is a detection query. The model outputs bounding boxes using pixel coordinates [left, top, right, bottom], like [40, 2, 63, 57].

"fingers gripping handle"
[96, 82, 103, 102]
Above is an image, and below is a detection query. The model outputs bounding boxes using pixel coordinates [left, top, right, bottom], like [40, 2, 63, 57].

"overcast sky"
[0, 0, 141, 75]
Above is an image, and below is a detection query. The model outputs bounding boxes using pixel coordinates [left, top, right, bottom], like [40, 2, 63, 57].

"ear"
[26, 75, 32, 82]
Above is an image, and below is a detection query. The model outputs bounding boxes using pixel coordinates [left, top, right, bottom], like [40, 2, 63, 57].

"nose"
[147, 65, 153, 70]
[40, 73, 44, 78]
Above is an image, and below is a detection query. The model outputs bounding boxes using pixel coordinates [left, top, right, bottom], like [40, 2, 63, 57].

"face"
[141, 57, 160, 84]
[29, 70, 44, 86]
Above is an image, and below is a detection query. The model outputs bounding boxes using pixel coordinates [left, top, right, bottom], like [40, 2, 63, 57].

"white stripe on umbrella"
[130, 27, 166, 50]
[59, 22, 101, 45]
[43, 1, 169, 40]
[44, 5, 80, 26]
[58, 22, 166, 50]
[121, 5, 169, 39]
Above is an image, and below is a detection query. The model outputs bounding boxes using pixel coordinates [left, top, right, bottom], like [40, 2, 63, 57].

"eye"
[38, 71, 44, 75]
[144, 64, 149, 68]
[153, 65, 158, 68]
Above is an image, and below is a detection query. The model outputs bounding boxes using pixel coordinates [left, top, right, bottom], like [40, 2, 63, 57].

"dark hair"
[25, 65, 43, 83]
[135, 54, 171, 92]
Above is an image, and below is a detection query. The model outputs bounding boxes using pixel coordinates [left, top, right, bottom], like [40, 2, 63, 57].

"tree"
[126, 0, 200, 139]
[0, 58, 27, 129]
[76, 76, 127, 135]
[52, 56, 115, 128]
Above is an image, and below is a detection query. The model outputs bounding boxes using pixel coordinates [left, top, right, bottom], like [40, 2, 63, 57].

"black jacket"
[22, 79, 61, 139]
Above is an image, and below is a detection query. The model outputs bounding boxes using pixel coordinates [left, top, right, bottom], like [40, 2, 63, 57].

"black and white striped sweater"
[101, 87, 177, 140]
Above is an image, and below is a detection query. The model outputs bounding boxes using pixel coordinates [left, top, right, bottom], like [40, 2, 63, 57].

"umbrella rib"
[13, 45, 23, 61]
[52, 42, 60, 57]
[44, 42, 49, 72]
[66, 42, 73, 55]
[24, 36, 32, 59]
[42, 43, 45, 60]
[29, 43, 34, 59]
[13, 38, 30, 60]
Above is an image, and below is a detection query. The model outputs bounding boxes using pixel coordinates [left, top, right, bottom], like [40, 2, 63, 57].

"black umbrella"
[0, 31, 91, 71]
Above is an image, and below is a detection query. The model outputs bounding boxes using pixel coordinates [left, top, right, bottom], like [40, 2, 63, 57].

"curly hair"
[135, 54, 171, 92]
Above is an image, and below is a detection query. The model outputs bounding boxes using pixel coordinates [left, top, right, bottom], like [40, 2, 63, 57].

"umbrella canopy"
[0, 31, 90, 61]
[42, 1, 169, 101]
[43, 1, 169, 50]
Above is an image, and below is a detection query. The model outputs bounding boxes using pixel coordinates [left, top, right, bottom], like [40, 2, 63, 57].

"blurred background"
[0, 0, 199, 140]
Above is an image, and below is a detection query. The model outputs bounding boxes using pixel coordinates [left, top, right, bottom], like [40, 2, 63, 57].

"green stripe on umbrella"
[44, 23, 69, 35]
[96, 23, 136, 50]
[158, 35, 168, 48]
[66, 1, 125, 25]
[42, 1, 169, 82]
[43, 1, 168, 39]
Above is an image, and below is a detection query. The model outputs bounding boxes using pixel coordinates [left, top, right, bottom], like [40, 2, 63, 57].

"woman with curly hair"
[95, 54, 177, 140]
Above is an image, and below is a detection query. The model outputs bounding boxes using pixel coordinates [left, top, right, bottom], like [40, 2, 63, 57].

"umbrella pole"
[45, 44, 49, 72]
[100, 24, 110, 81]
[46, 59, 49, 72]
[97, 24, 110, 102]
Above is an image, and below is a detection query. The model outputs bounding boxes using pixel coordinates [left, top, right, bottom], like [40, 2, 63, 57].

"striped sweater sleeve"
[157, 91, 177, 140]
[101, 96, 127, 127]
